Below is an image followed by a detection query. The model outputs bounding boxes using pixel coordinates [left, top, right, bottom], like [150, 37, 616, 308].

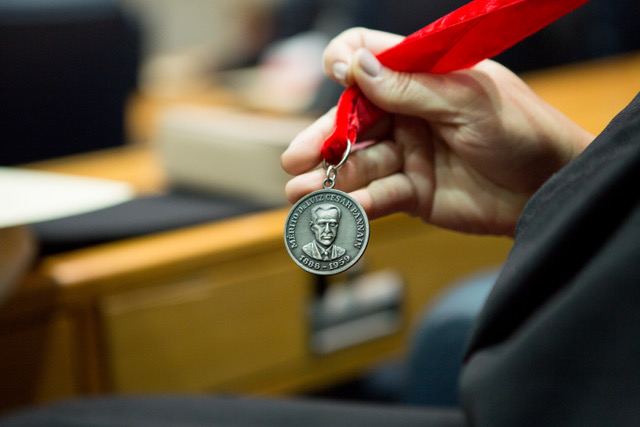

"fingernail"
[357, 48, 382, 77]
[332, 61, 349, 84]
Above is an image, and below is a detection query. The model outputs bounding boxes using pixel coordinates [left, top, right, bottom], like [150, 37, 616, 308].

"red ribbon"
[321, 0, 591, 165]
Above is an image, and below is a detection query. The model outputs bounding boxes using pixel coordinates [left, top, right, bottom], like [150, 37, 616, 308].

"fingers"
[351, 49, 497, 124]
[323, 28, 404, 86]
[284, 168, 326, 202]
[284, 140, 404, 204]
[350, 173, 421, 221]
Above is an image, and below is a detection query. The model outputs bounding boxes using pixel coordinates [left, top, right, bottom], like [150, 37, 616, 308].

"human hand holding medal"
[283, 0, 590, 274]
[284, 139, 369, 275]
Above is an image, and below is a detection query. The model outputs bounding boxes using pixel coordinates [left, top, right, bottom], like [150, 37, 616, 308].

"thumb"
[351, 48, 473, 121]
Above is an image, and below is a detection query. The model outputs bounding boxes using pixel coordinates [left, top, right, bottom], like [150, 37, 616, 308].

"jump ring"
[323, 165, 337, 189]
[322, 139, 352, 171]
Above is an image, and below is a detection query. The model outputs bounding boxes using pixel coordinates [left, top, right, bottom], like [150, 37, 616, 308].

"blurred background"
[2, 0, 639, 164]
[1, 0, 640, 418]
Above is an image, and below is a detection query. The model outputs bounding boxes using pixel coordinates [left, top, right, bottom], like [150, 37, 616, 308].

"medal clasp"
[322, 139, 352, 189]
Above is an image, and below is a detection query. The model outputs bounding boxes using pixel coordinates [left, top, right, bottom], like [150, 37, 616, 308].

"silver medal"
[284, 141, 370, 275]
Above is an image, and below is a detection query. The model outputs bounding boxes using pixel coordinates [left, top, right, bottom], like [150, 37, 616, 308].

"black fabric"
[0, 0, 140, 165]
[0, 396, 466, 427]
[461, 93, 640, 426]
[30, 192, 271, 255]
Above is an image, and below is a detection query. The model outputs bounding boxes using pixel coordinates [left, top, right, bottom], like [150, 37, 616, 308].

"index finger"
[281, 108, 336, 176]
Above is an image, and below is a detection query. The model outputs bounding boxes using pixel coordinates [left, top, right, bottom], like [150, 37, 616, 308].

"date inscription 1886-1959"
[284, 188, 369, 275]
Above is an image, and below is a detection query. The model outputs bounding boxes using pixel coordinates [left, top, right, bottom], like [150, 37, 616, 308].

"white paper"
[0, 167, 134, 228]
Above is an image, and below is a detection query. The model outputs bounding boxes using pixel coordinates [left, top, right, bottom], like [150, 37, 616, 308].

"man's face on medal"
[311, 207, 340, 247]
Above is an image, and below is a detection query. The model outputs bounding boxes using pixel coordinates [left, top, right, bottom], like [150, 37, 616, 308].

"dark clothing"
[0, 396, 465, 427]
[461, 92, 640, 426]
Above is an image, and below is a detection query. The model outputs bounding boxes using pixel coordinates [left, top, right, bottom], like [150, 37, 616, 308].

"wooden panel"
[39, 209, 291, 301]
[217, 217, 512, 395]
[523, 53, 640, 135]
[22, 145, 166, 195]
[100, 261, 309, 393]
[97, 213, 511, 395]
[368, 216, 512, 320]
[0, 311, 77, 414]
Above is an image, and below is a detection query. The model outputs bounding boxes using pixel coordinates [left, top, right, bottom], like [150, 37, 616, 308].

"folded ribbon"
[321, 0, 591, 165]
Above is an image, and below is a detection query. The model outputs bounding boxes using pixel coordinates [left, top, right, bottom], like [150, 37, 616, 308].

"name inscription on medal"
[284, 189, 369, 275]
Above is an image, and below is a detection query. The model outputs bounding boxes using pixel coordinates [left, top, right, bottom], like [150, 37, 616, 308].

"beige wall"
[119, 0, 282, 60]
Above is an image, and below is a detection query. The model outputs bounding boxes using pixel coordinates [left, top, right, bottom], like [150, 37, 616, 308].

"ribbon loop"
[322, 139, 352, 189]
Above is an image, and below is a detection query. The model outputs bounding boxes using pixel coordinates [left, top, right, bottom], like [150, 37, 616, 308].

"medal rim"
[284, 188, 369, 275]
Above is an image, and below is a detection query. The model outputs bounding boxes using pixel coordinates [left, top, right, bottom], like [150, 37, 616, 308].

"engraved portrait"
[302, 203, 346, 261]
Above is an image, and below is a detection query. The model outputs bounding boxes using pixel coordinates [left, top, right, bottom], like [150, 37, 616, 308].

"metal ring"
[323, 165, 337, 189]
[322, 139, 352, 171]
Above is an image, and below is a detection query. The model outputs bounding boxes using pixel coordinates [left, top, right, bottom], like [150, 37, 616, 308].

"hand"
[281, 28, 593, 236]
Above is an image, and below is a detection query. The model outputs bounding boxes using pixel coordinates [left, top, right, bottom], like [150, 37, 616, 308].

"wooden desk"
[1, 53, 638, 414]
[1, 182, 512, 410]
[522, 52, 640, 136]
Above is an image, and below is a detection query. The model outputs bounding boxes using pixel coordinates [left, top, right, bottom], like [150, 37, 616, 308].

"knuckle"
[382, 71, 419, 113]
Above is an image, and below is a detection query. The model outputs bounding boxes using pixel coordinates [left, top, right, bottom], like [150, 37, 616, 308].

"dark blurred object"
[31, 190, 271, 256]
[275, 0, 640, 72]
[494, 0, 640, 73]
[309, 270, 499, 407]
[0, 0, 140, 165]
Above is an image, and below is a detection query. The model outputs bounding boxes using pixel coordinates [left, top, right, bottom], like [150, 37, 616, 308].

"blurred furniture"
[0, 0, 140, 165]
[316, 270, 499, 405]
[0, 52, 638, 416]
[1, 144, 513, 413]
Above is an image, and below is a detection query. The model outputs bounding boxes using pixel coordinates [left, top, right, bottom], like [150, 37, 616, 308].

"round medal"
[284, 188, 369, 275]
